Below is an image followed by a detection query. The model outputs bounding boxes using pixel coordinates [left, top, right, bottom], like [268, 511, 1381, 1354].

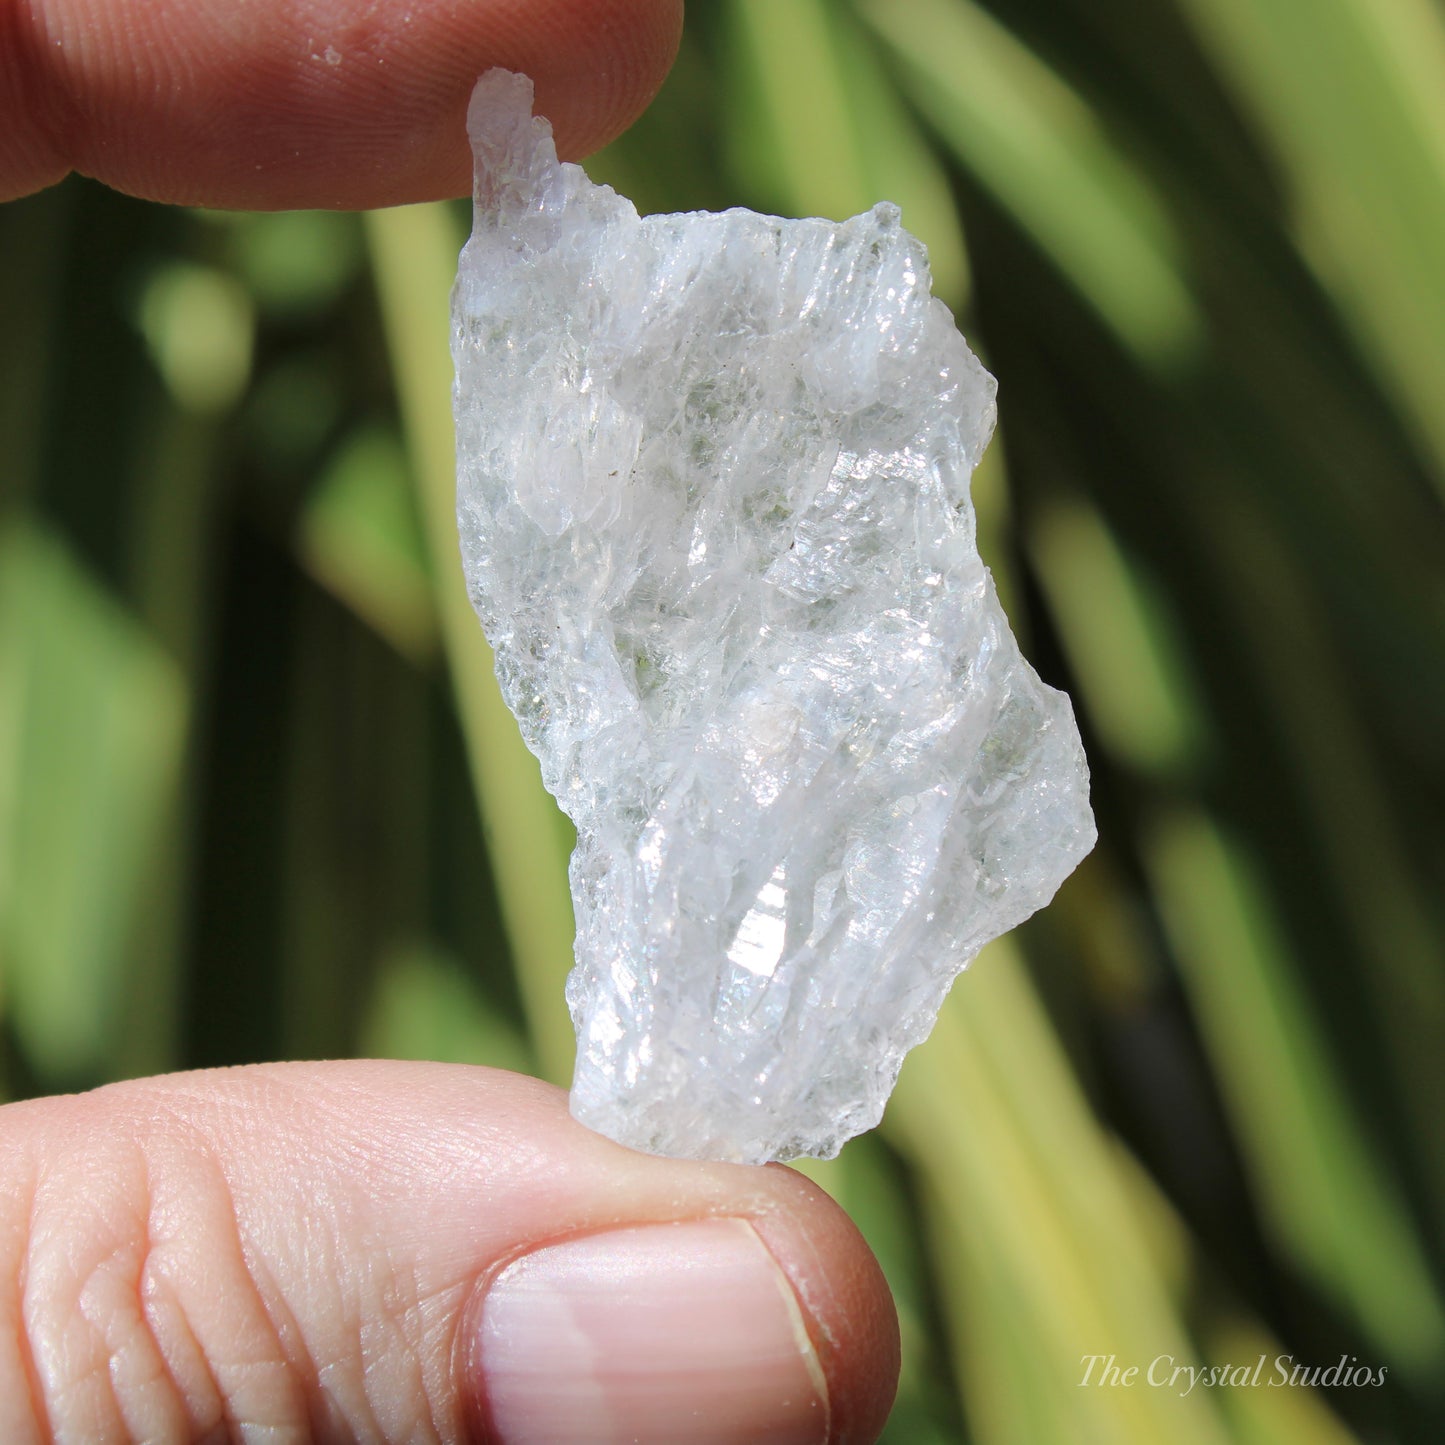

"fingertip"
[460, 1132, 900, 1445]
[2, 1063, 899, 1443]
[493, 0, 685, 161]
[2, 0, 684, 208]
[750, 1166, 902, 1444]
[0, 1, 70, 202]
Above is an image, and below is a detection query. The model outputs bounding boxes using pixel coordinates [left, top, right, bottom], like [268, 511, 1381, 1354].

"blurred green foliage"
[3, 2, 1444, 1440]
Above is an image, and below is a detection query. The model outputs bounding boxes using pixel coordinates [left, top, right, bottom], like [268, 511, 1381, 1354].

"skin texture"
[0, 0, 685, 206]
[0, 1062, 900, 1442]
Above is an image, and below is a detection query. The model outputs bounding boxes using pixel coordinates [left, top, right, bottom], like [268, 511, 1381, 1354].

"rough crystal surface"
[452, 70, 1096, 1164]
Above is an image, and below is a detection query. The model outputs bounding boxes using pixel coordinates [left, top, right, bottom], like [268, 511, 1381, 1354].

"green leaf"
[133, 262, 254, 414]
[359, 940, 535, 1076]
[857, 0, 1204, 368]
[725, 0, 970, 307]
[1176, 0, 1445, 494]
[1028, 495, 1206, 779]
[296, 423, 438, 662]
[365, 205, 578, 1086]
[0, 517, 187, 1084]
[1145, 807, 1445, 1376]
[886, 942, 1236, 1445]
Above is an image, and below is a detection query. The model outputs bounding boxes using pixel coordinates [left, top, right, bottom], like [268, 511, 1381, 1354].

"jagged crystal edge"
[452, 70, 1096, 1164]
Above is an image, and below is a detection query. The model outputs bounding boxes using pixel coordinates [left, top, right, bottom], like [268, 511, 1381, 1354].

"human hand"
[1, 0, 684, 207]
[2, 1062, 899, 1440]
[1, 3, 900, 1440]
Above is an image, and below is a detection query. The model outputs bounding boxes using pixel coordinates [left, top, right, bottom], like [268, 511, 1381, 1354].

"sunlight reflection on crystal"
[728, 865, 789, 978]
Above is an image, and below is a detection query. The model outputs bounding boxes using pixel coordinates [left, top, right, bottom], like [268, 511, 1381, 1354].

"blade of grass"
[0, 526, 22, 1085]
[0, 191, 72, 1093]
[856, 0, 1203, 370]
[827, 7, 970, 310]
[1025, 430, 1443, 1368]
[359, 940, 534, 1075]
[1207, 1319, 1368, 1445]
[727, 0, 870, 221]
[1175, 0, 1445, 495]
[923, 1185, 1083, 1445]
[1145, 805, 1445, 1377]
[122, 249, 253, 1077]
[365, 204, 577, 1085]
[0, 188, 68, 516]
[885, 941, 1235, 1445]
[275, 578, 437, 1061]
[1028, 494, 1205, 780]
[0, 516, 187, 1086]
[1190, 480, 1445, 1216]
[726, 0, 969, 307]
[295, 423, 438, 664]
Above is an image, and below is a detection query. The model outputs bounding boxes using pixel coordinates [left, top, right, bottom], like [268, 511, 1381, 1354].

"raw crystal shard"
[452, 70, 1096, 1164]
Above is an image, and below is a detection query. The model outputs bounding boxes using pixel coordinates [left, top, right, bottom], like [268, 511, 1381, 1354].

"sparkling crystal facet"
[452, 70, 1096, 1164]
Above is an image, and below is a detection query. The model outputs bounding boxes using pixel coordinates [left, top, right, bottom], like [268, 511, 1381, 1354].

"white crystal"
[452, 70, 1096, 1164]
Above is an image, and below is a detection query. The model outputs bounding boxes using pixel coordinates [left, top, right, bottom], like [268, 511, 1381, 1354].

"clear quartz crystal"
[452, 70, 1096, 1164]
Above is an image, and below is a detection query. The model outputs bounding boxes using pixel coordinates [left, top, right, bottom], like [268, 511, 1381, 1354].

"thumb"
[1, 1061, 898, 1443]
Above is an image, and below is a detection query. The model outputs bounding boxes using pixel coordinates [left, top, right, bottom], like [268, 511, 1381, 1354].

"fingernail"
[474, 1218, 829, 1444]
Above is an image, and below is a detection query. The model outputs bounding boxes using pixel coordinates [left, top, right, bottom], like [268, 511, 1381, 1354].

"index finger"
[0, 0, 683, 208]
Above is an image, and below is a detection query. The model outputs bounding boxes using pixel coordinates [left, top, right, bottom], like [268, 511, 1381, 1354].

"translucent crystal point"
[452, 70, 1096, 1164]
